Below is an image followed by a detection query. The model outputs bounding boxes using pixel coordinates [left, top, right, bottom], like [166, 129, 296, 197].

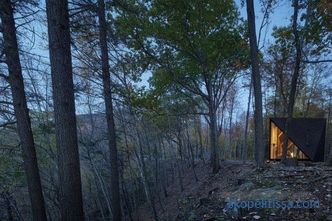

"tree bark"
[228, 92, 235, 159]
[97, 0, 122, 220]
[281, 0, 302, 163]
[45, 0, 84, 219]
[195, 116, 204, 163]
[246, 0, 265, 167]
[243, 79, 252, 161]
[0, 1, 47, 220]
[209, 101, 220, 173]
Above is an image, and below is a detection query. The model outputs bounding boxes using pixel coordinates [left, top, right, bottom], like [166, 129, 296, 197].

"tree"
[45, 0, 84, 219]
[97, 0, 122, 219]
[115, 0, 248, 173]
[246, 0, 265, 167]
[0, 0, 47, 220]
[242, 78, 252, 161]
[281, 0, 302, 163]
[261, 0, 331, 162]
[302, 0, 332, 64]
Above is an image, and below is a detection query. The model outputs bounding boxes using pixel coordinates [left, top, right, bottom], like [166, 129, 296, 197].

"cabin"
[269, 118, 326, 162]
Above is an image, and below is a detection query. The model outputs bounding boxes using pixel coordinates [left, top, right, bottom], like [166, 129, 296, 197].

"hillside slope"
[137, 160, 332, 221]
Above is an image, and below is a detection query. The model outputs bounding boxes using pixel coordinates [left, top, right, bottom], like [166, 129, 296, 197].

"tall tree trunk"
[45, 0, 84, 219]
[209, 101, 220, 173]
[186, 125, 198, 181]
[246, 0, 265, 167]
[134, 124, 159, 221]
[195, 116, 205, 162]
[0, 1, 47, 220]
[273, 85, 277, 117]
[327, 92, 332, 165]
[218, 101, 226, 159]
[281, 0, 302, 163]
[129, 107, 158, 221]
[176, 133, 185, 191]
[97, 0, 122, 220]
[243, 79, 252, 161]
[228, 95, 235, 159]
[86, 150, 112, 216]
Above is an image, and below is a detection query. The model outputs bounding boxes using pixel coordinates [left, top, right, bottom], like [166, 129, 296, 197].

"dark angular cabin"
[269, 118, 326, 162]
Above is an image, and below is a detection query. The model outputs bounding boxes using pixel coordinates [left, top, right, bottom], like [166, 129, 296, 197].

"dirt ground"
[136, 160, 332, 221]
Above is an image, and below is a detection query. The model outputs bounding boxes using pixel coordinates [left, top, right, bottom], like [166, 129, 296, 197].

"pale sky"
[17, 0, 299, 117]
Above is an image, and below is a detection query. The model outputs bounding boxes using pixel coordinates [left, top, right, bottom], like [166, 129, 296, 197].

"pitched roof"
[270, 118, 326, 161]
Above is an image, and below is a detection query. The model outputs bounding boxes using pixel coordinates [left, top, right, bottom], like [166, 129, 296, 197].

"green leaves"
[114, 0, 248, 76]
[302, 0, 332, 49]
[112, 0, 249, 134]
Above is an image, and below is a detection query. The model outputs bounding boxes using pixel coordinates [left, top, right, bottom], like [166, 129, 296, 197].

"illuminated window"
[270, 122, 308, 160]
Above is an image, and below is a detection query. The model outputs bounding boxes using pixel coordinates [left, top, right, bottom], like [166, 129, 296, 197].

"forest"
[0, 0, 332, 220]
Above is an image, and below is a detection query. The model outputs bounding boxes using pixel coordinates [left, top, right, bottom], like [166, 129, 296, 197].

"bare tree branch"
[302, 59, 332, 64]
[0, 121, 16, 128]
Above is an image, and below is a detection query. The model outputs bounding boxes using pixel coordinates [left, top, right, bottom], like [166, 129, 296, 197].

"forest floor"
[136, 160, 332, 221]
